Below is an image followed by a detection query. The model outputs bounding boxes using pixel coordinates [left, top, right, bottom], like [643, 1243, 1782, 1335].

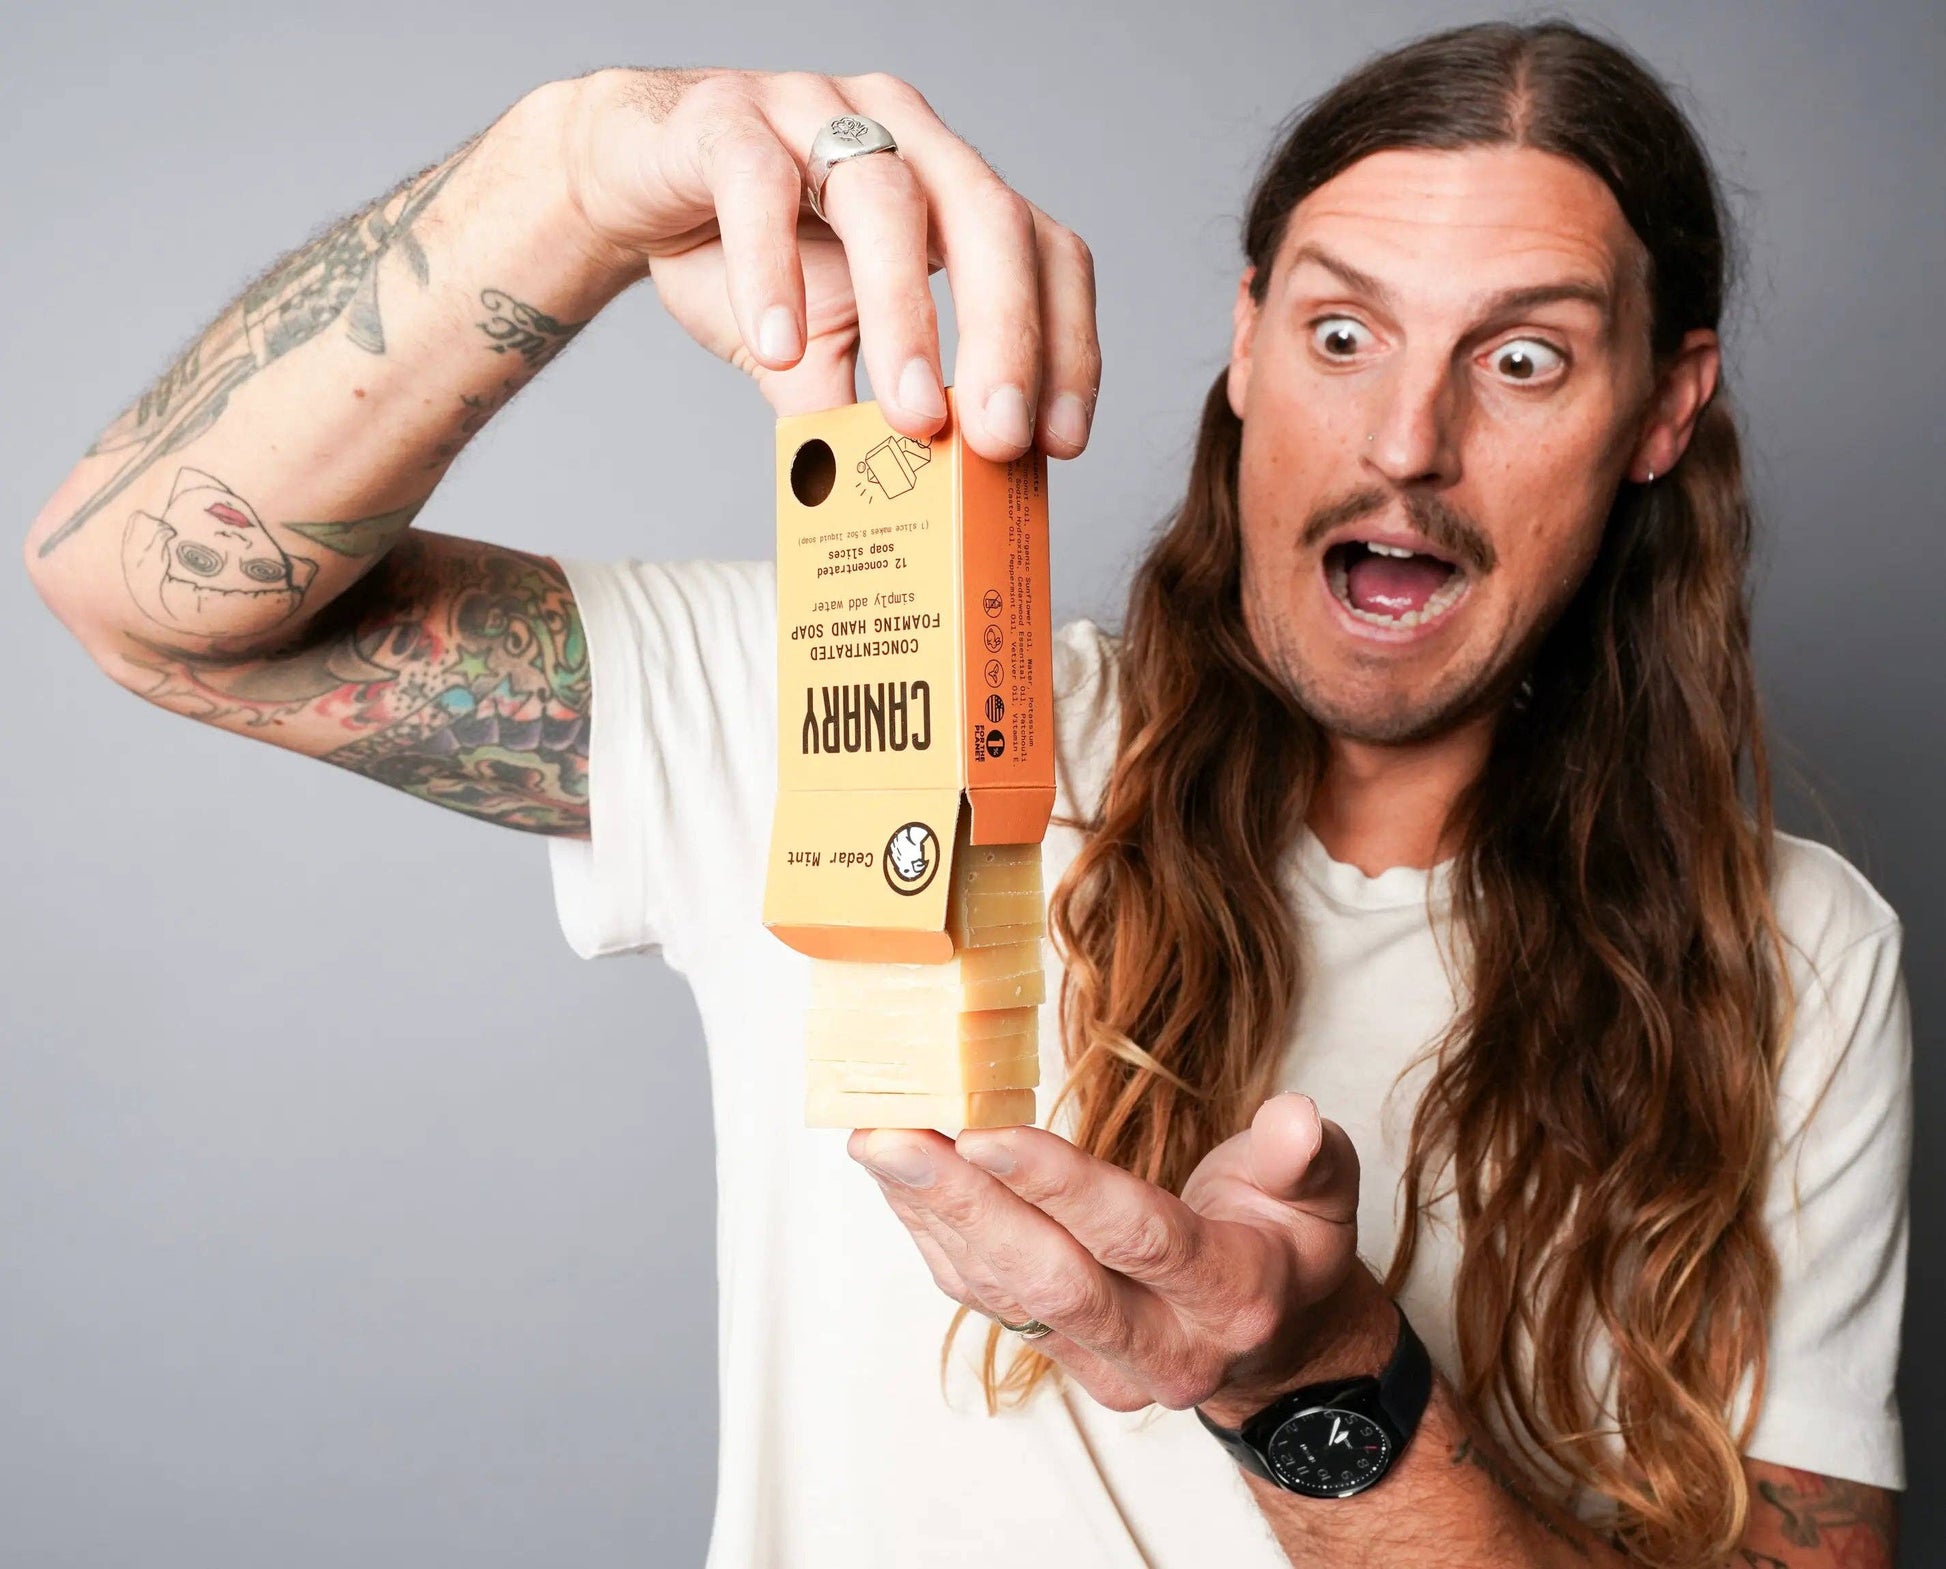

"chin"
[1292, 685, 1472, 745]
[1269, 634, 1509, 745]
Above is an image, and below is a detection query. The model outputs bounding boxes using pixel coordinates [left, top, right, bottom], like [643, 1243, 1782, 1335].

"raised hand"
[556, 68, 1100, 457]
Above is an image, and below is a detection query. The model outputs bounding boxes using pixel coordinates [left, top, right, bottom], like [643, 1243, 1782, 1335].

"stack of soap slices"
[804, 833, 1046, 1134]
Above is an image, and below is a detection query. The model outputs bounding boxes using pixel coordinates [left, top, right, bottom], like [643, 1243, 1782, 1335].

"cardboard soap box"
[763, 390, 1055, 963]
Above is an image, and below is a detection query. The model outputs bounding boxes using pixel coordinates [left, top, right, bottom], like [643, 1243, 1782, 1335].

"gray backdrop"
[2, 1, 1938, 1563]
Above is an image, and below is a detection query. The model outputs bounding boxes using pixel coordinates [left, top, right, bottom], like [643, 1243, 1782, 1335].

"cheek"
[1473, 417, 1621, 591]
[1234, 453, 1305, 626]
[1488, 487, 1611, 612]
[1235, 386, 1338, 545]
[1255, 350, 1360, 446]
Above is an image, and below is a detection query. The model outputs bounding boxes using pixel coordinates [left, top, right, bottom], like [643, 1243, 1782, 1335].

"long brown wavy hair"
[951, 20, 1791, 1568]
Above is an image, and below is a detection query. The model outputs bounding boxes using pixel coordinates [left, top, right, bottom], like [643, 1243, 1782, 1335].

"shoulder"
[1054, 615, 1119, 698]
[555, 557, 776, 716]
[562, 556, 775, 638]
[1770, 831, 1903, 976]
[1767, 832, 1909, 1142]
[1052, 618, 1122, 824]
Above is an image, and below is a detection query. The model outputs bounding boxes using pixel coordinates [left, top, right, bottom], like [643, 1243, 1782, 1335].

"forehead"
[1274, 145, 1645, 310]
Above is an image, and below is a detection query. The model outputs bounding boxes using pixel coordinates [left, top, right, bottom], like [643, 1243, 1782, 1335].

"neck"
[1306, 713, 1496, 875]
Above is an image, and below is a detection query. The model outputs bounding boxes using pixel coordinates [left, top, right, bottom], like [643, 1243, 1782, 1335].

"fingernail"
[1045, 391, 1091, 449]
[864, 1145, 935, 1188]
[959, 1137, 1014, 1176]
[758, 305, 801, 365]
[984, 384, 1033, 450]
[897, 356, 947, 421]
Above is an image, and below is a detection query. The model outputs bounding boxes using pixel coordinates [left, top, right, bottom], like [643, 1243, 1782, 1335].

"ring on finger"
[806, 114, 902, 221]
[993, 1312, 1054, 1341]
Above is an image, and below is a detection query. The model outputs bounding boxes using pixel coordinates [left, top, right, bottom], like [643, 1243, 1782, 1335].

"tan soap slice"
[803, 835, 1046, 1130]
[953, 839, 1042, 874]
[946, 899, 1045, 950]
[805, 1084, 1037, 1134]
[808, 1046, 1039, 1095]
[955, 856, 1043, 894]
[808, 941, 1045, 1012]
[944, 840, 1046, 949]
[805, 1004, 1036, 1059]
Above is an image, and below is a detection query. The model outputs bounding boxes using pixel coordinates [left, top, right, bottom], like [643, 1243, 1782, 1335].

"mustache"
[1296, 486, 1498, 576]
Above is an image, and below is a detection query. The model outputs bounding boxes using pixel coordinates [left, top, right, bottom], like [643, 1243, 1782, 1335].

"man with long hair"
[25, 19, 1907, 1569]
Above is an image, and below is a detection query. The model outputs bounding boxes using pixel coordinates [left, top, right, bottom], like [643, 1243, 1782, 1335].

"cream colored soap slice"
[807, 1046, 1040, 1095]
[805, 1004, 1036, 1059]
[946, 914, 1047, 949]
[804, 1085, 1037, 1134]
[808, 941, 1046, 1012]
[802, 835, 1045, 1131]
[945, 894, 1046, 949]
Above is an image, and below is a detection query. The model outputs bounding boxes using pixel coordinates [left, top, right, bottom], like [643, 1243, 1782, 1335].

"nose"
[1360, 351, 1463, 489]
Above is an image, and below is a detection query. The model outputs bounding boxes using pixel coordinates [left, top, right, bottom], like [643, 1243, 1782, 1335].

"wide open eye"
[240, 556, 287, 583]
[1488, 337, 1566, 383]
[1311, 316, 1376, 359]
[176, 541, 223, 576]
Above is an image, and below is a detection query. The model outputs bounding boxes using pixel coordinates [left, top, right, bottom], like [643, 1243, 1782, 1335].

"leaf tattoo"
[282, 503, 426, 559]
[41, 135, 480, 559]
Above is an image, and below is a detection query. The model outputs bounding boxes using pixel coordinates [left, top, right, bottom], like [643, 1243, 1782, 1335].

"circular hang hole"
[790, 439, 837, 507]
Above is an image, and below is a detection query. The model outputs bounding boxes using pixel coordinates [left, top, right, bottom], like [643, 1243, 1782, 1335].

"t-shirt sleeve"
[1739, 917, 1911, 1489]
[542, 557, 776, 969]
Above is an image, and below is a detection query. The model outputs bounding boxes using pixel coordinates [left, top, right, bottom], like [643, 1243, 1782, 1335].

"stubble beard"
[1238, 561, 1517, 746]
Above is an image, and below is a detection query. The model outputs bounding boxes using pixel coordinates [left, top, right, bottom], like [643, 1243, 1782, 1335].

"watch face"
[1263, 1406, 1394, 1497]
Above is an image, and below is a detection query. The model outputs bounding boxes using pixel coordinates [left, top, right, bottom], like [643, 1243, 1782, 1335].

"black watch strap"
[1375, 1300, 1432, 1440]
[1197, 1299, 1432, 1488]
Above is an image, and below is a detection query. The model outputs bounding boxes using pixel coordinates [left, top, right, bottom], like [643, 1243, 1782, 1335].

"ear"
[1627, 329, 1720, 482]
[170, 466, 232, 502]
[287, 552, 319, 592]
[1226, 267, 1259, 421]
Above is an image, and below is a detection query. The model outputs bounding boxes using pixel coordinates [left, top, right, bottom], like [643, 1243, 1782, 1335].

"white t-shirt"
[544, 557, 1909, 1568]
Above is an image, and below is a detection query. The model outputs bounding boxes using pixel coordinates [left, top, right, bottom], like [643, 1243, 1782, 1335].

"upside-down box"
[763, 391, 1054, 963]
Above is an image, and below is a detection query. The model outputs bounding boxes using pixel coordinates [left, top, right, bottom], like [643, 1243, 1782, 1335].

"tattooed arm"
[25, 67, 1098, 834]
[22, 78, 638, 835]
[1730, 1460, 1897, 1569]
[1237, 1361, 1898, 1568]
[118, 531, 593, 835]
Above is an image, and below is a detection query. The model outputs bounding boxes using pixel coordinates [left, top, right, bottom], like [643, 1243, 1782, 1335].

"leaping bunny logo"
[883, 821, 941, 896]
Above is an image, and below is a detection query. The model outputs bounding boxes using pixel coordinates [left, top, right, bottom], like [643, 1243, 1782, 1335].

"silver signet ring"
[806, 114, 901, 221]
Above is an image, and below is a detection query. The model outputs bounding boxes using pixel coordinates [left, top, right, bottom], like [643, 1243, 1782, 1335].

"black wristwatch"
[1195, 1300, 1431, 1498]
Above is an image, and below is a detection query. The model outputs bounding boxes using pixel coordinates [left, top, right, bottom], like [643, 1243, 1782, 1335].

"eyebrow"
[1286, 241, 1614, 333]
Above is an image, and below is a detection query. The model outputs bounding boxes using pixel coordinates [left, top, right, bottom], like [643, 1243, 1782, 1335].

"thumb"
[1247, 1092, 1359, 1224]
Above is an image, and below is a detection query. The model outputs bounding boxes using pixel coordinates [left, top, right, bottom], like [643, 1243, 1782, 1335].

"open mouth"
[1324, 539, 1471, 630]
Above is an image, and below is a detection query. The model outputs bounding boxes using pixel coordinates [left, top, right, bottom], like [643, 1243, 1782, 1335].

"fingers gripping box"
[764, 392, 1055, 1131]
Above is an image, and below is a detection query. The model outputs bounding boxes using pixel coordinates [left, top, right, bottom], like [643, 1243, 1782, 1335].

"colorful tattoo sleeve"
[120, 531, 592, 835]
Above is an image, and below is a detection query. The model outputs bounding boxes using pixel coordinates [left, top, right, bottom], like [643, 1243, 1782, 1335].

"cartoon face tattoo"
[123, 467, 318, 637]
